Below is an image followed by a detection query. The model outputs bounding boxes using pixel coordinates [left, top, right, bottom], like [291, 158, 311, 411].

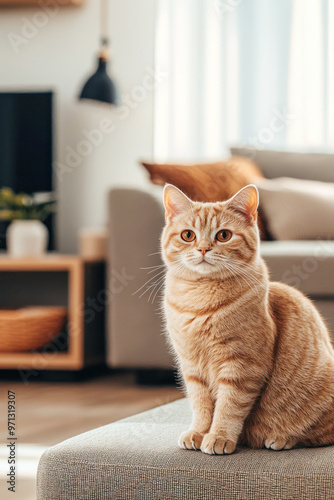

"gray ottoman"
[37, 399, 334, 500]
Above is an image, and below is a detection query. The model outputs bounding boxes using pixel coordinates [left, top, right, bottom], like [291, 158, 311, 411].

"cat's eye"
[181, 230, 196, 242]
[216, 229, 232, 242]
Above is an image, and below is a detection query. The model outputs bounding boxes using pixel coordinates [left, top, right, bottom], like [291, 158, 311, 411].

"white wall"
[0, 0, 158, 252]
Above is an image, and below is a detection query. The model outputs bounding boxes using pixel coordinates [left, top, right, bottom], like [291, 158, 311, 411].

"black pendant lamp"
[79, 0, 118, 105]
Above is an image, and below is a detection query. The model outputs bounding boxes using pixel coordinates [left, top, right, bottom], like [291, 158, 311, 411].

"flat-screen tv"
[0, 91, 54, 249]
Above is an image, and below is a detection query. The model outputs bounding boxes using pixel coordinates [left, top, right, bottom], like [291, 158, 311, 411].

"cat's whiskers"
[139, 258, 186, 303]
[225, 263, 262, 298]
[213, 255, 265, 278]
[230, 259, 267, 278]
[152, 280, 166, 304]
[211, 254, 268, 288]
[152, 262, 186, 303]
[212, 258, 243, 292]
[133, 268, 167, 297]
[208, 255, 264, 298]
[214, 259, 261, 298]
[229, 262, 268, 288]
[223, 261, 269, 294]
[148, 274, 166, 302]
[168, 260, 189, 280]
[141, 263, 164, 270]
[146, 265, 167, 275]
[149, 260, 188, 304]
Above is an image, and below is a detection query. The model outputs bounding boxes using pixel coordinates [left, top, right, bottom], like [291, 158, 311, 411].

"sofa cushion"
[141, 156, 267, 238]
[37, 399, 334, 500]
[141, 156, 264, 201]
[230, 147, 334, 182]
[108, 188, 172, 369]
[261, 240, 334, 296]
[255, 177, 334, 240]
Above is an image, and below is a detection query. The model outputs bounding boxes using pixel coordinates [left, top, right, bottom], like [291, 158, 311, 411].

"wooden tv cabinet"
[0, 254, 105, 373]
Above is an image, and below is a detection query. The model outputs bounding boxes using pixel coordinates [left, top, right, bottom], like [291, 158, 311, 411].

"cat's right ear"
[163, 184, 193, 219]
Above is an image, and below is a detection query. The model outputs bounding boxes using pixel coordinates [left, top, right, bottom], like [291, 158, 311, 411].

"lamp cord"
[101, 0, 110, 47]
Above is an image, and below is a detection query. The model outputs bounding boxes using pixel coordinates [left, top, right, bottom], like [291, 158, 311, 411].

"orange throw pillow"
[141, 156, 267, 237]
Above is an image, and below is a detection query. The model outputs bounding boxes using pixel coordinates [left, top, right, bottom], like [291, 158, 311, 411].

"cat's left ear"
[226, 184, 259, 224]
[163, 184, 193, 219]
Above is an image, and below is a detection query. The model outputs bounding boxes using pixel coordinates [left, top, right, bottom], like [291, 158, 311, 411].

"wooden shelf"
[0, 254, 82, 270]
[0, 254, 105, 371]
[0, 352, 83, 370]
[0, 0, 83, 6]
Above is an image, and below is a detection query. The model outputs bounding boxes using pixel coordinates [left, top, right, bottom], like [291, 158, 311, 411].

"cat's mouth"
[185, 255, 216, 271]
[195, 258, 213, 266]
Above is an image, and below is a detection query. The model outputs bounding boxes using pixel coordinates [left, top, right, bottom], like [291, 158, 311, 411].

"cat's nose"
[197, 247, 212, 256]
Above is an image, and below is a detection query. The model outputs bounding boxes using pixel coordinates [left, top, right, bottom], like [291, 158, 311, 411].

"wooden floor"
[0, 372, 182, 500]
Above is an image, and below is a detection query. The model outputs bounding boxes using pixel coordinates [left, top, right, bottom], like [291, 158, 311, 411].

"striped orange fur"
[161, 184, 334, 455]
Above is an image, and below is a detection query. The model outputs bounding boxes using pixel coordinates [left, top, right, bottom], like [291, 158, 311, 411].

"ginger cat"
[161, 184, 334, 455]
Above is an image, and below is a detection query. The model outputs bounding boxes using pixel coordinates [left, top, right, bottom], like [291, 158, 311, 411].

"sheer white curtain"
[154, 0, 334, 162]
[154, 0, 229, 161]
[286, 0, 334, 148]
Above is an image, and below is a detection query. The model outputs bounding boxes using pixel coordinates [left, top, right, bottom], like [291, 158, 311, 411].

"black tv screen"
[0, 91, 54, 249]
[0, 91, 53, 193]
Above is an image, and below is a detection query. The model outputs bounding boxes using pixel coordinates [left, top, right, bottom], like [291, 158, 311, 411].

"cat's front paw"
[264, 437, 298, 451]
[178, 430, 204, 450]
[201, 433, 236, 455]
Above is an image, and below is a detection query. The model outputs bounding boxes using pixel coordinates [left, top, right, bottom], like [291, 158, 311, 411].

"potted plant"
[0, 188, 56, 257]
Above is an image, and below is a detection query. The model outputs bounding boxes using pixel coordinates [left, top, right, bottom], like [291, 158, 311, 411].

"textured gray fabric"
[37, 399, 334, 500]
[107, 188, 172, 368]
[230, 147, 334, 182]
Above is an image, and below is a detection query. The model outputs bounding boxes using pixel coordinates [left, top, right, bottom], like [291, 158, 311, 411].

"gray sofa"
[37, 398, 334, 499]
[107, 149, 334, 369]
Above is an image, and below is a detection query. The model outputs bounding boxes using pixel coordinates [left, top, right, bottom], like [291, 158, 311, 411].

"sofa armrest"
[107, 188, 173, 368]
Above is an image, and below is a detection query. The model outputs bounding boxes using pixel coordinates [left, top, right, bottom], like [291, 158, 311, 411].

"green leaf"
[0, 188, 56, 221]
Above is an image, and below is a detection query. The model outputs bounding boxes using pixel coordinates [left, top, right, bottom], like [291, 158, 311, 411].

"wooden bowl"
[0, 307, 67, 352]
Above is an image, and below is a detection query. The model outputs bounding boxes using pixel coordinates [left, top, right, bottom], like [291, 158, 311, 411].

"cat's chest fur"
[164, 273, 269, 376]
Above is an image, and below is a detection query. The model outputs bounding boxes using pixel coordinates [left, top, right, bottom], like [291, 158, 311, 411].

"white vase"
[7, 220, 48, 257]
